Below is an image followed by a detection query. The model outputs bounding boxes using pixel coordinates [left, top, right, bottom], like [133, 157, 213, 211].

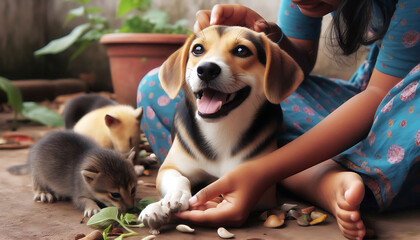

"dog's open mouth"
[195, 86, 251, 118]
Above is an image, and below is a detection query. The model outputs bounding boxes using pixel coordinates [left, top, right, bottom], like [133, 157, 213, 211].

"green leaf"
[87, 207, 119, 228]
[122, 213, 138, 225]
[34, 23, 91, 56]
[21, 102, 64, 127]
[117, 0, 151, 17]
[69, 41, 90, 62]
[86, 7, 101, 14]
[143, 10, 168, 29]
[65, 6, 85, 25]
[0, 77, 23, 114]
[103, 224, 112, 240]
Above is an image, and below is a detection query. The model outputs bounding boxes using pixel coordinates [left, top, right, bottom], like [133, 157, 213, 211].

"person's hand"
[174, 160, 271, 226]
[194, 4, 283, 42]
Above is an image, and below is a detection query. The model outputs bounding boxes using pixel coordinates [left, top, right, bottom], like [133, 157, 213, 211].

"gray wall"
[0, 0, 363, 91]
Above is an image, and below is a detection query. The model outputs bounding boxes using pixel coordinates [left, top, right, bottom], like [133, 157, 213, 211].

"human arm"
[194, 4, 318, 75]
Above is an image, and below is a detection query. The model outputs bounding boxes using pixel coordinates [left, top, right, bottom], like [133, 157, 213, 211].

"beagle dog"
[139, 25, 304, 233]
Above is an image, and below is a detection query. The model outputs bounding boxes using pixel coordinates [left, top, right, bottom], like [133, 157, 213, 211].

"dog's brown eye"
[192, 44, 205, 56]
[232, 45, 252, 58]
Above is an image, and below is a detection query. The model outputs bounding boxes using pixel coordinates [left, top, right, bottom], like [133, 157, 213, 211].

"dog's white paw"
[161, 190, 191, 213]
[139, 202, 171, 233]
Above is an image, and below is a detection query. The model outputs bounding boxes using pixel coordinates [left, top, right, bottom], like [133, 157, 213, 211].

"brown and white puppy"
[139, 25, 304, 233]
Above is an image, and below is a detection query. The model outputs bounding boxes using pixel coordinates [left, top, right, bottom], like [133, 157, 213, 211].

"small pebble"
[141, 235, 156, 240]
[297, 215, 310, 226]
[176, 224, 195, 233]
[281, 203, 298, 212]
[74, 234, 86, 240]
[134, 165, 145, 176]
[79, 230, 103, 240]
[309, 214, 327, 225]
[217, 227, 235, 239]
[310, 211, 325, 220]
[263, 214, 285, 228]
[286, 209, 301, 220]
[301, 206, 315, 214]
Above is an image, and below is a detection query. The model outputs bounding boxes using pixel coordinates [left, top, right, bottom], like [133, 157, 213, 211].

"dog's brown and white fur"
[139, 25, 303, 232]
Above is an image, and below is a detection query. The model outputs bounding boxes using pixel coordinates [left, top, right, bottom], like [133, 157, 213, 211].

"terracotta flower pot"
[100, 33, 188, 107]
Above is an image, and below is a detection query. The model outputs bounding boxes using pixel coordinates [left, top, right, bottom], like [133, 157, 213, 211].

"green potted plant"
[35, 0, 190, 107]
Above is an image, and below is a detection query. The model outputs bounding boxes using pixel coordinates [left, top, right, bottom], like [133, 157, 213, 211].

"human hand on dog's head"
[194, 4, 282, 43]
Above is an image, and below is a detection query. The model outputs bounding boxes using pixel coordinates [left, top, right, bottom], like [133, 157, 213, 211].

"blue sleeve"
[277, 0, 322, 40]
[375, 0, 420, 78]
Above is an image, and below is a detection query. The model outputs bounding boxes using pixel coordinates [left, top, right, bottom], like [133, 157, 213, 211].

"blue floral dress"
[138, 0, 419, 210]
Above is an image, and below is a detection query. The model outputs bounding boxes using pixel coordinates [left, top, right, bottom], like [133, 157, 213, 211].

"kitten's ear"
[105, 114, 121, 128]
[126, 148, 136, 165]
[135, 107, 143, 122]
[82, 169, 99, 184]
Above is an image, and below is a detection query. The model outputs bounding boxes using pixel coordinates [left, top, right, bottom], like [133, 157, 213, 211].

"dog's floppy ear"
[159, 35, 195, 99]
[260, 34, 304, 104]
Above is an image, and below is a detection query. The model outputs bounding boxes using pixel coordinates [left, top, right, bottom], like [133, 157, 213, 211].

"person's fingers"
[175, 201, 245, 226]
[189, 178, 230, 207]
[194, 10, 211, 32]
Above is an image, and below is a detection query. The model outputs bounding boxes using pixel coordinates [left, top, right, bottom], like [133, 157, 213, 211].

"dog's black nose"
[197, 62, 221, 81]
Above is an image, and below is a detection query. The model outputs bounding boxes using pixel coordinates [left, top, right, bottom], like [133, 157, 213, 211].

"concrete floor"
[1, 111, 419, 240]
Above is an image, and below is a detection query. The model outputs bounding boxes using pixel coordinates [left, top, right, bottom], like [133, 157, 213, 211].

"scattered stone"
[217, 227, 235, 239]
[264, 214, 285, 228]
[176, 224, 195, 233]
[286, 209, 301, 220]
[75, 233, 86, 240]
[301, 206, 315, 214]
[134, 165, 145, 176]
[309, 214, 327, 226]
[141, 235, 156, 240]
[280, 203, 298, 212]
[310, 211, 325, 220]
[297, 215, 310, 226]
[79, 230, 103, 240]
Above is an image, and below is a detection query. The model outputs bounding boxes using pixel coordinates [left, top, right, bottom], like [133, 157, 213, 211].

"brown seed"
[75, 234, 86, 240]
[264, 214, 285, 228]
[79, 230, 103, 240]
[301, 206, 315, 214]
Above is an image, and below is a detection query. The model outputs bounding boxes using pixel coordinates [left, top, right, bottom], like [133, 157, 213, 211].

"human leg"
[137, 67, 183, 162]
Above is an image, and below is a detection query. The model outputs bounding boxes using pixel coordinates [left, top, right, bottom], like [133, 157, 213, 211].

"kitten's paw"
[138, 202, 170, 233]
[84, 205, 101, 217]
[161, 190, 191, 212]
[33, 191, 56, 203]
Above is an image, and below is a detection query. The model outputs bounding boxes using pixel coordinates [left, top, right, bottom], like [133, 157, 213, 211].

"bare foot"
[282, 160, 368, 240]
[321, 170, 366, 240]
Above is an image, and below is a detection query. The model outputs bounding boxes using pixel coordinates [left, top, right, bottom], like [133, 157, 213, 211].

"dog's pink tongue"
[197, 89, 227, 114]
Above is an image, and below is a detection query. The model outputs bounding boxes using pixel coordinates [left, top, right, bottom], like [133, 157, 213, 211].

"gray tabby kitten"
[29, 131, 137, 217]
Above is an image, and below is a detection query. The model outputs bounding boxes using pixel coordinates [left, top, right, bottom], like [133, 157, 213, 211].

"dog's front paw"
[161, 190, 192, 213]
[139, 201, 171, 234]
